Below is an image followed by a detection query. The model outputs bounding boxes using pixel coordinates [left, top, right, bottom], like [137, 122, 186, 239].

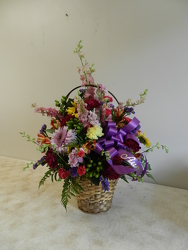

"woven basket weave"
[76, 178, 118, 214]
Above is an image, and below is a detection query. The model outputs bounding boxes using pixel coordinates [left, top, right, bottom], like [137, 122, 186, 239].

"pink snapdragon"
[34, 107, 59, 118]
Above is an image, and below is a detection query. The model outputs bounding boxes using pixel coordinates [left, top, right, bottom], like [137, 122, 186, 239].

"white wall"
[1, 0, 188, 189]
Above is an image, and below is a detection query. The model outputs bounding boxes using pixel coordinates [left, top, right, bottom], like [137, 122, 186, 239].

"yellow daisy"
[138, 131, 151, 148]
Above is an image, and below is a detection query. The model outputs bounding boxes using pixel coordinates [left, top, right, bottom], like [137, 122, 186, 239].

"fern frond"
[39, 169, 53, 188]
[61, 178, 84, 211]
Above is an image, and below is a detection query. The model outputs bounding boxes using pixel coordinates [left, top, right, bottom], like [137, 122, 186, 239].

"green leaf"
[146, 172, 157, 183]
[119, 175, 129, 183]
[23, 162, 33, 171]
[46, 129, 55, 134]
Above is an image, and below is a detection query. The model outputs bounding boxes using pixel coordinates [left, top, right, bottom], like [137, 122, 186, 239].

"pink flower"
[68, 148, 84, 168]
[77, 165, 86, 176]
[68, 149, 78, 167]
[87, 75, 94, 83]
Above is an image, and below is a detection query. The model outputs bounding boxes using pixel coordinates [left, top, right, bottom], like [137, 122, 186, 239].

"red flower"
[103, 95, 113, 102]
[45, 148, 57, 169]
[102, 162, 120, 180]
[105, 109, 111, 116]
[77, 165, 86, 177]
[124, 117, 131, 123]
[77, 149, 85, 158]
[124, 139, 140, 153]
[135, 153, 141, 159]
[58, 168, 70, 179]
[60, 114, 72, 127]
[85, 98, 100, 110]
[112, 155, 123, 165]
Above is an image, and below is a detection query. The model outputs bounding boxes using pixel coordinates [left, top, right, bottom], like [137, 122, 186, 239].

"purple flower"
[40, 124, 47, 134]
[33, 155, 46, 169]
[51, 126, 77, 153]
[69, 167, 78, 178]
[33, 163, 37, 170]
[100, 176, 109, 191]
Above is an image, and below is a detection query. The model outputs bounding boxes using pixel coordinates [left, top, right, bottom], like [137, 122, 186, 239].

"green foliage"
[39, 169, 52, 188]
[119, 175, 129, 183]
[73, 40, 83, 54]
[146, 172, 156, 183]
[20, 132, 37, 144]
[23, 161, 34, 171]
[61, 178, 83, 211]
[142, 142, 169, 154]
[46, 129, 55, 134]
[36, 143, 50, 153]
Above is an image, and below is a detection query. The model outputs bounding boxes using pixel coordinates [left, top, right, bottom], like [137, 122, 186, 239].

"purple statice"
[33, 155, 46, 169]
[33, 163, 38, 170]
[100, 176, 109, 191]
[69, 167, 78, 178]
[124, 107, 135, 115]
[39, 156, 46, 166]
[40, 124, 47, 134]
[51, 126, 77, 153]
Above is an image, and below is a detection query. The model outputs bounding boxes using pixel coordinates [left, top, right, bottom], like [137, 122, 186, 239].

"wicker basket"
[76, 178, 118, 214]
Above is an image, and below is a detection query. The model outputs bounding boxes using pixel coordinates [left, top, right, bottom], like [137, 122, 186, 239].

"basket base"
[76, 178, 118, 214]
[77, 198, 112, 214]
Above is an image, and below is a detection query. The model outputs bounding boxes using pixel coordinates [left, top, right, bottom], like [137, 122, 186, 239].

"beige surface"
[0, 156, 188, 250]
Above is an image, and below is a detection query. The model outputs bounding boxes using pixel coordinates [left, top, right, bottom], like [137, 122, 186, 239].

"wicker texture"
[76, 178, 118, 214]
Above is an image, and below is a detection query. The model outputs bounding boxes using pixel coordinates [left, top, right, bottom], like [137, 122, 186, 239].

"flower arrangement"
[21, 41, 168, 211]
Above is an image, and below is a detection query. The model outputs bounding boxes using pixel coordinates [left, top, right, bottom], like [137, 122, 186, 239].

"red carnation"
[45, 148, 57, 169]
[58, 168, 70, 179]
[124, 139, 140, 153]
[105, 109, 111, 116]
[77, 165, 86, 177]
[85, 98, 100, 110]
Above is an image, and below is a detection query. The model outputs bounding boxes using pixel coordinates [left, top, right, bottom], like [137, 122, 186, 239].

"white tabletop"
[0, 156, 188, 250]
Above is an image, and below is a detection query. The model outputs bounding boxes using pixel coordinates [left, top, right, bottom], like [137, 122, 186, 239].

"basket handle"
[65, 84, 119, 104]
